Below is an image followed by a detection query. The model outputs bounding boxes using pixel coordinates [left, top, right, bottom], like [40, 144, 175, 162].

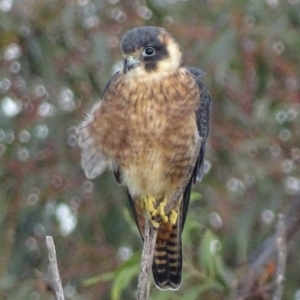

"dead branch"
[273, 214, 286, 300]
[235, 194, 300, 299]
[46, 236, 65, 300]
[137, 212, 157, 300]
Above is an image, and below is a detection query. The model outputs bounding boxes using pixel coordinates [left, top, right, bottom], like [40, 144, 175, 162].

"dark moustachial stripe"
[121, 26, 169, 72]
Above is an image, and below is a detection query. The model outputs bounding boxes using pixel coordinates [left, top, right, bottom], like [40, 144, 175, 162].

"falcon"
[77, 26, 211, 290]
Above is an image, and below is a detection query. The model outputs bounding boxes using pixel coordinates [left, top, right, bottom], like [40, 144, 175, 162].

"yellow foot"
[158, 196, 169, 223]
[143, 196, 160, 228]
[144, 196, 156, 213]
[143, 195, 178, 228]
[169, 210, 178, 225]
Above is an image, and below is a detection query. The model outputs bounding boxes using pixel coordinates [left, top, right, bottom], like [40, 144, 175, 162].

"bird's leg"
[143, 196, 160, 228]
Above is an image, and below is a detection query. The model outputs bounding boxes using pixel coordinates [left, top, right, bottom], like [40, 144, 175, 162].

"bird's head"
[121, 26, 182, 80]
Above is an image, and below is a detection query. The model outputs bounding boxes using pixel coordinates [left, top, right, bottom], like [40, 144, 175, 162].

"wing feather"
[77, 101, 108, 179]
[179, 67, 212, 231]
[77, 72, 121, 179]
[186, 67, 212, 183]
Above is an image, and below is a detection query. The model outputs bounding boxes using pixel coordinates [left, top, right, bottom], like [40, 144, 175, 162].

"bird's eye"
[142, 47, 155, 57]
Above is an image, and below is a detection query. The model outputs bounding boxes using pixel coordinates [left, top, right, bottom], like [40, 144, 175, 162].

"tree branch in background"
[235, 194, 300, 299]
[273, 214, 286, 300]
[46, 236, 65, 300]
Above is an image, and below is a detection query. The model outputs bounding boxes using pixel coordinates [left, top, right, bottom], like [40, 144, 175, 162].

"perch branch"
[137, 213, 157, 300]
[136, 135, 202, 299]
[235, 194, 300, 299]
[46, 236, 65, 300]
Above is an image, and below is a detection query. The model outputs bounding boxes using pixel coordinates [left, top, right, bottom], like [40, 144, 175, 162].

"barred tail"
[152, 220, 182, 290]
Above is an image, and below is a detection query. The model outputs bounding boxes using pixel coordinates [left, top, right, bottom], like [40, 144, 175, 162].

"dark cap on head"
[121, 26, 165, 54]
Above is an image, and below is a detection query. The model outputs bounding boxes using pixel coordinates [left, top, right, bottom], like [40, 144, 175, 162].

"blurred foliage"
[0, 0, 300, 299]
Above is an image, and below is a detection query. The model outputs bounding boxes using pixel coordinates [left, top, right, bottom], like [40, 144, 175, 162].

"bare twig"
[137, 212, 157, 300]
[136, 136, 202, 299]
[235, 194, 300, 299]
[273, 214, 286, 300]
[46, 236, 65, 300]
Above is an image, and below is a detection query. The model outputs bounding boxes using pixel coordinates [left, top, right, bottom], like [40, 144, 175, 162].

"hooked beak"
[124, 56, 140, 72]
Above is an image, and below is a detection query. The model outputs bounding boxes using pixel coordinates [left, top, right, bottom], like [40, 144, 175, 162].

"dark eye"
[142, 47, 155, 57]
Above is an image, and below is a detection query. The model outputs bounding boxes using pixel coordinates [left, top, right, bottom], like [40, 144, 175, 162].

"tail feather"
[152, 220, 182, 290]
[167, 228, 182, 289]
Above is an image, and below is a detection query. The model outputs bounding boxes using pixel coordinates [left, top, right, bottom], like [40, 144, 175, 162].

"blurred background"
[0, 0, 300, 299]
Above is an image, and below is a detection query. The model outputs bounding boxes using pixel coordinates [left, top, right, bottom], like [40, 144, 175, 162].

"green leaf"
[83, 271, 114, 288]
[199, 230, 222, 279]
[111, 251, 141, 300]
[184, 281, 224, 300]
[190, 191, 203, 203]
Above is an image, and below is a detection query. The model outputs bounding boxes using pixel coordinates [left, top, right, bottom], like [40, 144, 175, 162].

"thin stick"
[236, 195, 300, 299]
[137, 212, 157, 300]
[46, 236, 65, 300]
[273, 214, 286, 300]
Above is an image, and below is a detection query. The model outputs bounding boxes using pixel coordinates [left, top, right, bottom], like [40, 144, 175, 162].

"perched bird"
[77, 26, 211, 290]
